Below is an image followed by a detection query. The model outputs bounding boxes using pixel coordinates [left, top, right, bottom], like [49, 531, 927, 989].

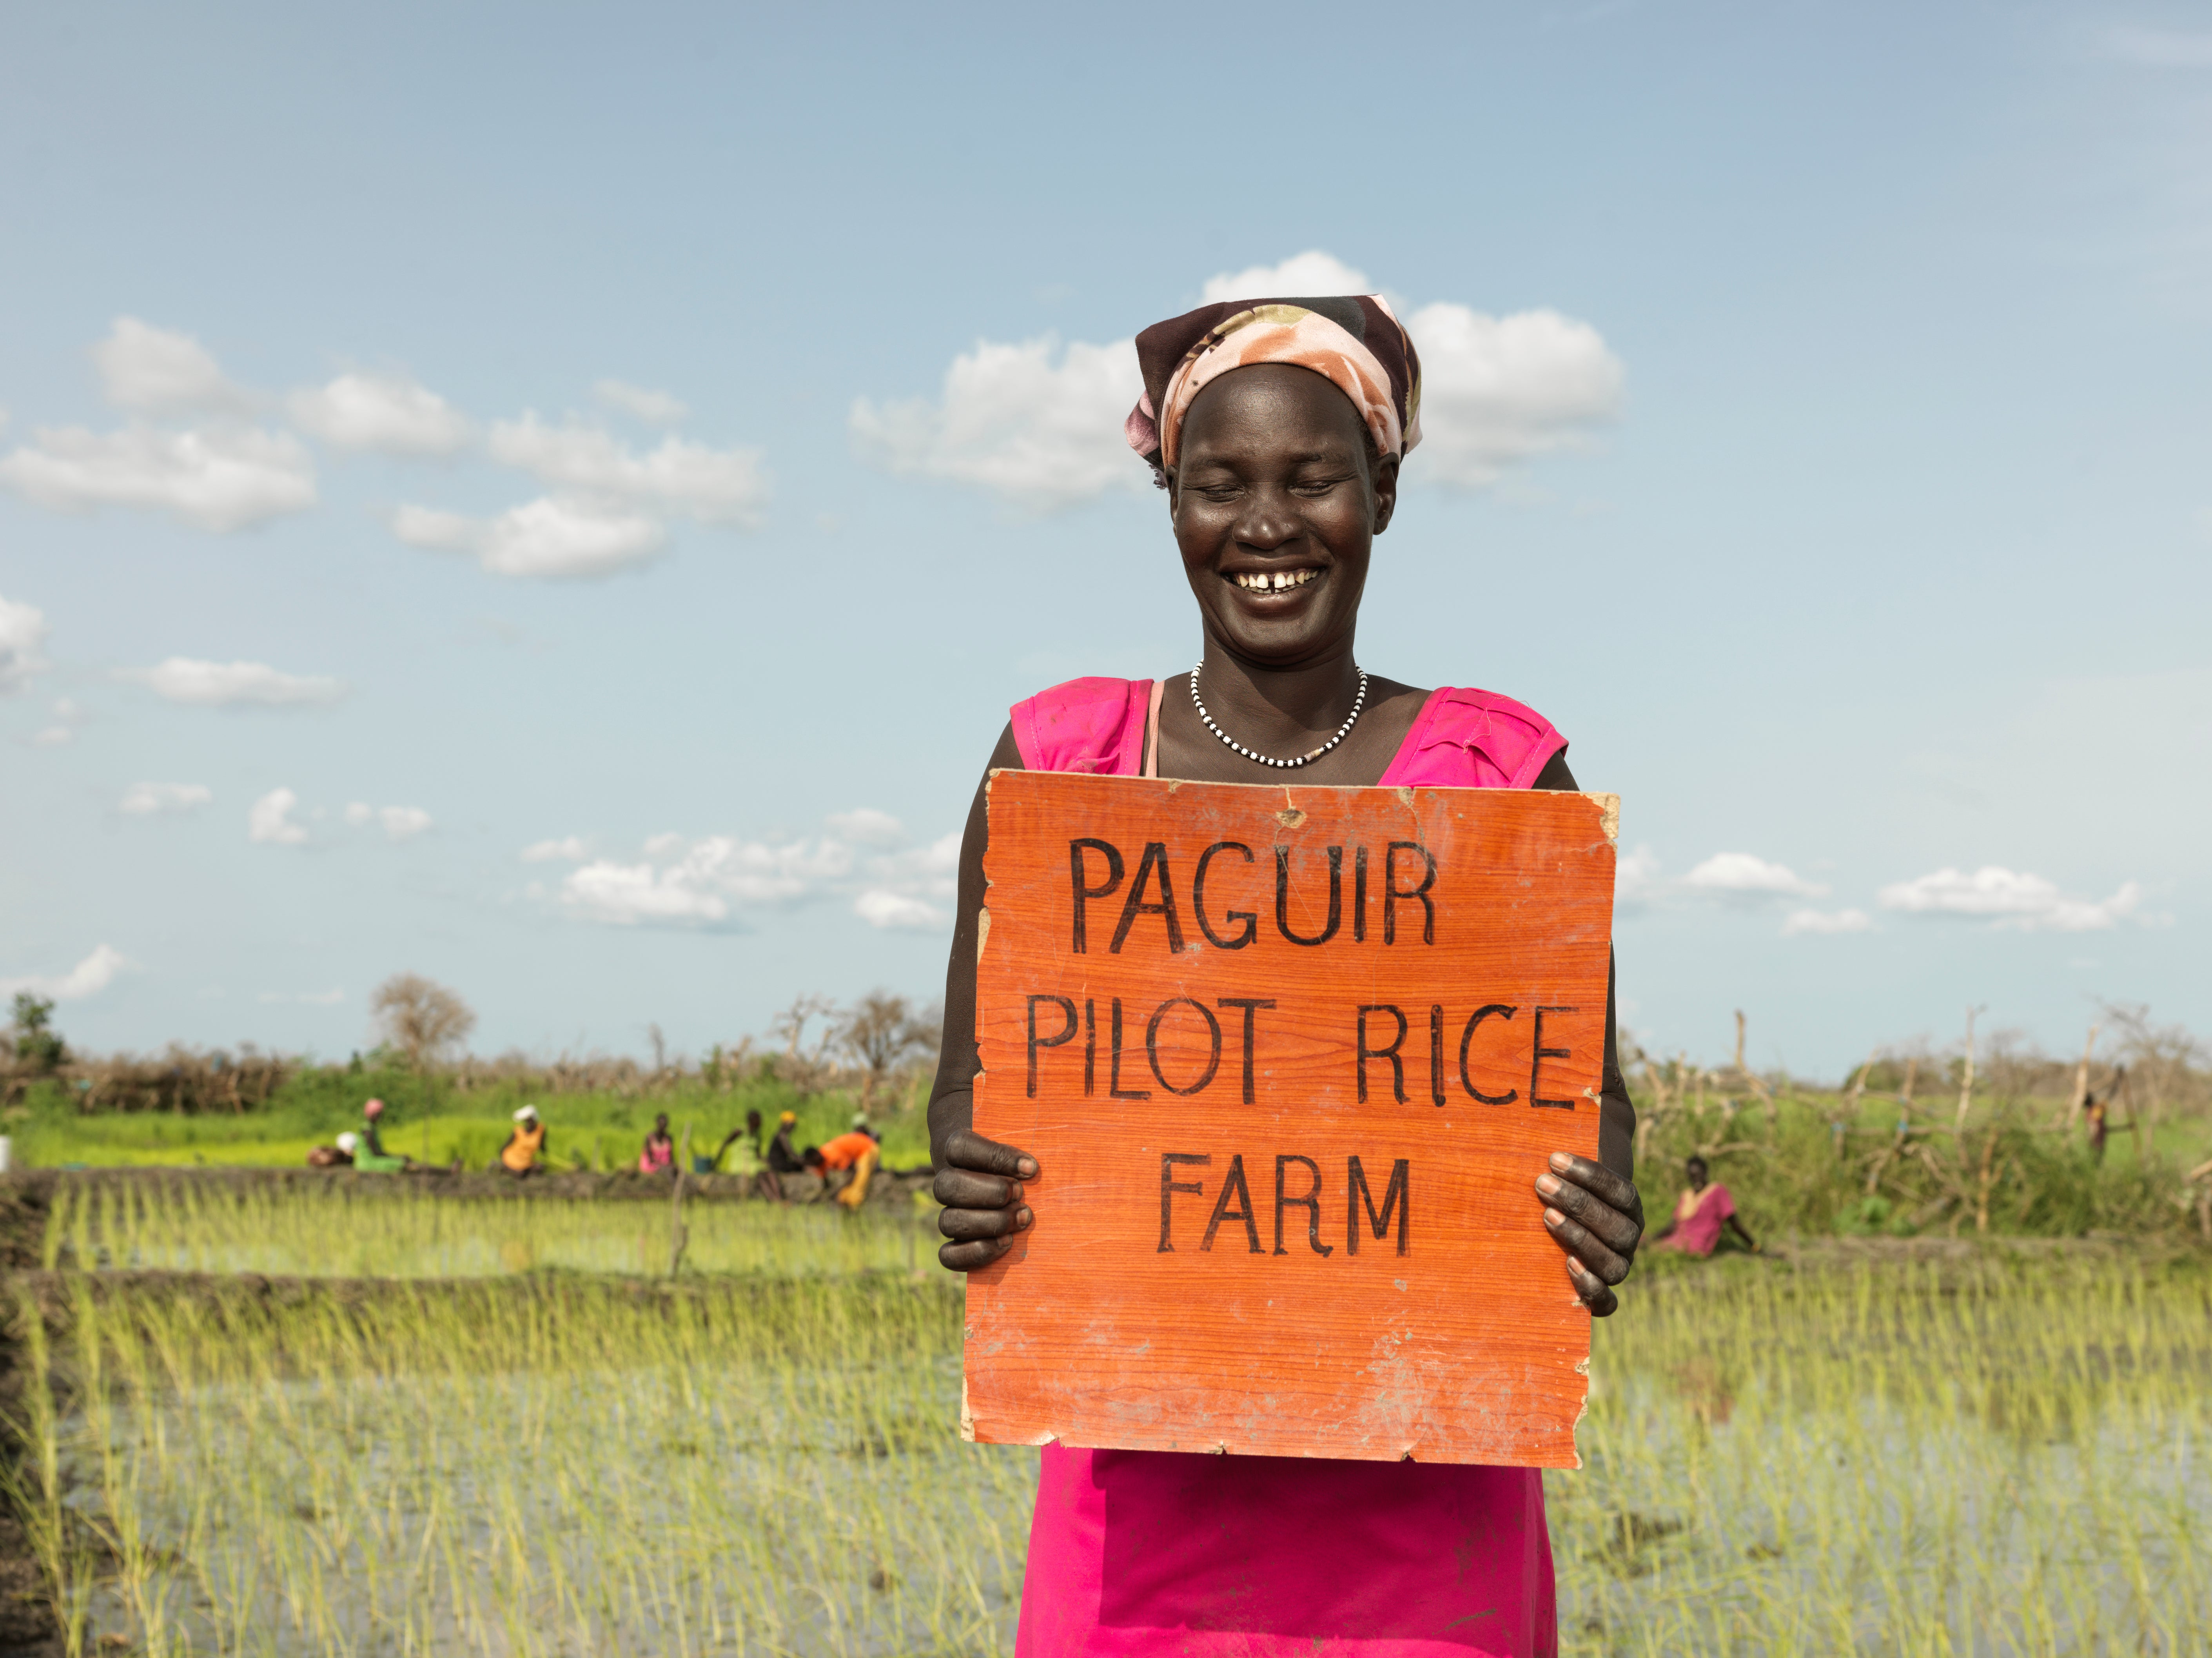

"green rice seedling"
[49, 1180, 938, 1280]
[1550, 1255, 2212, 1654]
[24, 1274, 1033, 1655]
[16, 1219, 2210, 1654]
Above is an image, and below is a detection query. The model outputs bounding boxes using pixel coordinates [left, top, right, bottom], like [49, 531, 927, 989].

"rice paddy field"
[5, 1178, 2208, 1656]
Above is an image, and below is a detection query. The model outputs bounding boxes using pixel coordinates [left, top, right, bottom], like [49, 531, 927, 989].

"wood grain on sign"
[964, 771, 1618, 1467]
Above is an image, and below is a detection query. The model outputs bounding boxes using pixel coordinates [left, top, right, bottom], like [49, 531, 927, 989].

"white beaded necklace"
[1189, 665, 1368, 769]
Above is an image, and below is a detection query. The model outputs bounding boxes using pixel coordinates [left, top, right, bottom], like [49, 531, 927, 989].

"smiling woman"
[924, 294, 1646, 1656]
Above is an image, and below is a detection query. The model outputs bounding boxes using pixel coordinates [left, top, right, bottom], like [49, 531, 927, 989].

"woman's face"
[1168, 363, 1397, 668]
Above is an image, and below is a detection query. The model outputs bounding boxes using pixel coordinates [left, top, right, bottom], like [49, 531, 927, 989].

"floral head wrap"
[1123, 294, 1423, 478]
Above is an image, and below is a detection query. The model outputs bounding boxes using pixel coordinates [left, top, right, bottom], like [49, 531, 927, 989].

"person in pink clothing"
[926, 292, 1646, 1656]
[1647, 1157, 1758, 1257]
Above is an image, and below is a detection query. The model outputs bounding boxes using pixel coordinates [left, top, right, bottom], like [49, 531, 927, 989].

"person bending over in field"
[926, 291, 1644, 1653]
[805, 1123, 881, 1209]
[638, 1113, 675, 1177]
[1647, 1157, 1757, 1257]
[497, 1105, 548, 1177]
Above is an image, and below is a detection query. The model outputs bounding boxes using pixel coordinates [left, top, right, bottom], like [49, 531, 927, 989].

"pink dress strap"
[1010, 677, 1155, 777]
[1006, 674, 1566, 1657]
[1377, 687, 1567, 790]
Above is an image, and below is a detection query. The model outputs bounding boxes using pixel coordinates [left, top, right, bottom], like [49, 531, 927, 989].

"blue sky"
[2, 1, 2206, 1078]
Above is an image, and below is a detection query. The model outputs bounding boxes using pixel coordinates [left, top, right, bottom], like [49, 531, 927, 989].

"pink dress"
[1659, 1184, 1734, 1257]
[1006, 676, 1569, 1658]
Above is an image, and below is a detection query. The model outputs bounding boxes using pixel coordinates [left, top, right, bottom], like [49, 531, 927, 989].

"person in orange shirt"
[498, 1106, 547, 1177]
[806, 1123, 880, 1208]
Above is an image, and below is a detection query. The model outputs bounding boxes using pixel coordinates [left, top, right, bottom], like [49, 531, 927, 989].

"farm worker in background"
[639, 1113, 675, 1177]
[499, 1106, 548, 1177]
[806, 1123, 880, 1209]
[354, 1099, 409, 1173]
[2085, 1092, 2109, 1164]
[925, 291, 1644, 1652]
[765, 1111, 805, 1175]
[714, 1108, 782, 1198]
[1648, 1157, 1757, 1257]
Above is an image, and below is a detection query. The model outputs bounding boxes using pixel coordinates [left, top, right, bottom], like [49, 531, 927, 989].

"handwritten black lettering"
[1110, 841, 1186, 955]
[1193, 841, 1256, 950]
[1459, 1004, 1519, 1104]
[1275, 845, 1343, 946]
[1026, 995, 1076, 1098]
[1201, 1154, 1262, 1253]
[1357, 1004, 1408, 1104]
[1145, 997, 1223, 1096]
[1109, 998, 1150, 1100]
[1216, 998, 1275, 1104]
[1348, 1156, 1411, 1255]
[1531, 1005, 1579, 1109]
[1385, 842, 1436, 945]
[1069, 839, 1123, 955]
[1274, 1154, 1335, 1257]
[1159, 1153, 1210, 1251]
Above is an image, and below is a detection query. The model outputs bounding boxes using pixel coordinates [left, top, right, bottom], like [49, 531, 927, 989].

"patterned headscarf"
[1123, 295, 1423, 478]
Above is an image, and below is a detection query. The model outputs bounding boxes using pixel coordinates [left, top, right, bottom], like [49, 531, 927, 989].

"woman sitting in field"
[638, 1113, 675, 1177]
[927, 292, 1644, 1654]
[1647, 1155, 1757, 1257]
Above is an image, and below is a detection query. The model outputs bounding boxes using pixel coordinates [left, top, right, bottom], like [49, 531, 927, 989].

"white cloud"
[92, 318, 248, 414]
[1614, 844, 1660, 909]
[854, 890, 948, 930]
[826, 808, 907, 847]
[849, 334, 1145, 511]
[347, 801, 432, 840]
[560, 835, 856, 927]
[549, 815, 960, 930]
[851, 253, 1623, 507]
[854, 829, 961, 930]
[129, 657, 345, 707]
[0, 594, 50, 693]
[248, 787, 310, 846]
[376, 805, 432, 841]
[595, 380, 689, 426]
[29, 724, 73, 747]
[521, 835, 590, 863]
[392, 496, 668, 579]
[1684, 852, 1826, 899]
[1404, 303, 1624, 489]
[0, 943, 136, 1002]
[1782, 908, 1875, 936]
[1876, 866, 2145, 932]
[0, 424, 316, 530]
[1201, 251, 1375, 304]
[486, 414, 768, 525]
[291, 372, 473, 455]
[121, 781, 213, 816]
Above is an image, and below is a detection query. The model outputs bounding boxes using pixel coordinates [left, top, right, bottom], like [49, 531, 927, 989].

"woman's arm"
[927, 724, 1039, 1271]
[1530, 748, 1646, 1315]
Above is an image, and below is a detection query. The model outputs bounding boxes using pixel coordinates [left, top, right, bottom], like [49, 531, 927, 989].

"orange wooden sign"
[964, 772, 1618, 1467]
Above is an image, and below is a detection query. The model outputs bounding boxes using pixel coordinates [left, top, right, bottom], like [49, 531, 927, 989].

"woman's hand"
[1535, 1151, 1643, 1317]
[933, 1130, 1038, 1271]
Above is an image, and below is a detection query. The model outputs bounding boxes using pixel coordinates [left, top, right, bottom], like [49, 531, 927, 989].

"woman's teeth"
[1234, 568, 1319, 592]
